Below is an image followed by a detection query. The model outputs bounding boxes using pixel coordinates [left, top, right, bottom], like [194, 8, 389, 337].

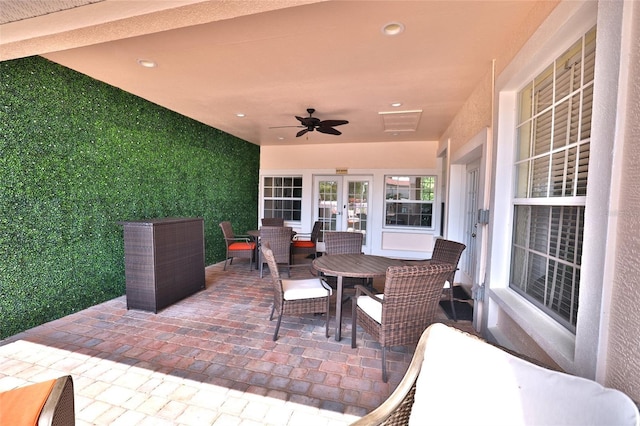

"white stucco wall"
[260, 140, 438, 170]
[603, 0, 640, 402]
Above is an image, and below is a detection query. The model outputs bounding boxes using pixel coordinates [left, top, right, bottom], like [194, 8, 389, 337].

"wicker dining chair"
[262, 243, 333, 341]
[429, 239, 466, 321]
[261, 217, 284, 227]
[259, 226, 293, 278]
[324, 231, 363, 255]
[351, 263, 455, 382]
[291, 220, 322, 262]
[323, 231, 369, 291]
[219, 221, 256, 270]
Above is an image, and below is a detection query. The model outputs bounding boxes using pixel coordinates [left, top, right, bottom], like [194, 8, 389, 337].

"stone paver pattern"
[0, 258, 474, 425]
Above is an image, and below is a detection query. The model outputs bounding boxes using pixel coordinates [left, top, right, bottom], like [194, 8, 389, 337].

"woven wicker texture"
[262, 244, 331, 340]
[219, 221, 255, 270]
[259, 226, 293, 278]
[323, 231, 366, 288]
[352, 263, 455, 382]
[261, 217, 284, 227]
[430, 239, 466, 321]
[324, 231, 363, 255]
[46, 375, 75, 426]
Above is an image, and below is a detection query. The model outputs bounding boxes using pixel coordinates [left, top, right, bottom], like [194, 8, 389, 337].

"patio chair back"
[259, 226, 293, 278]
[261, 217, 284, 227]
[324, 231, 363, 255]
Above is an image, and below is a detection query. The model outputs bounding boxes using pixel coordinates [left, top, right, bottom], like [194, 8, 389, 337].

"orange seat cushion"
[229, 242, 255, 251]
[293, 241, 315, 248]
[0, 378, 56, 426]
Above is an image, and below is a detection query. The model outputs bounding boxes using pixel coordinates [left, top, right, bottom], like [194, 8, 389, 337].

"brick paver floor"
[0, 257, 475, 425]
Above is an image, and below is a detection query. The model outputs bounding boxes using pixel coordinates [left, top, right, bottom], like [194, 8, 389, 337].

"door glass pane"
[347, 180, 368, 244]
[318, 180, 338, 241]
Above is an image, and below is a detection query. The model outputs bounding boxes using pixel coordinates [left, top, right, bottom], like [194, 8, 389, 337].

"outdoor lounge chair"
[0, 375, 75, 426]
[351, 323, 640, 426]
[351, 263, 455, 382]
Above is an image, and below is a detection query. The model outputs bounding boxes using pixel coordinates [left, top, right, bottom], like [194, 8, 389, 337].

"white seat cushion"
[356, 294, 384, 323]
[282, 278, 332, 301]
[409, 323, 640, 426]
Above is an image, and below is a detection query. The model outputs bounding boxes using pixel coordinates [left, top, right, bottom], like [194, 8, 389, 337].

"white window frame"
[487, 1, 598, 373]
[262, 175, 303, 222]
[383, 175, 436, 230]
[509, 27, 595, 333]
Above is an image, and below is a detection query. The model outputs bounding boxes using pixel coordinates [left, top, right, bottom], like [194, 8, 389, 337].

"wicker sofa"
[352, 324, 639, 426]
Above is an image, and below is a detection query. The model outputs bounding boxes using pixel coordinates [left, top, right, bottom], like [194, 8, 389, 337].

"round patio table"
[312, 254, 406, 341]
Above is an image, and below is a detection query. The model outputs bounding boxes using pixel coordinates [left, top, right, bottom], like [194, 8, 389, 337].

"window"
[509, 27, 595, 332]
[263, 176, 302, 221]
[385, 176, 435, 228]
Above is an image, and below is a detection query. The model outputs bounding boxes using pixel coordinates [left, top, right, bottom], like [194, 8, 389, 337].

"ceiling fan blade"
[296, 129, 309, 137]
[319, 120, 349, 127]
[317, 126, 342, 136]
[269, 125, 304, 129]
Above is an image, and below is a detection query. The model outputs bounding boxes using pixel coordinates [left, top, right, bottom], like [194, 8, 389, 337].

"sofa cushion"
[409, 323, 640, 426]
[0, 378, 56, 425]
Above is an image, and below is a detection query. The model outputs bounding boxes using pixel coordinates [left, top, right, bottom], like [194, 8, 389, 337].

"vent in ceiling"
[378, 110, 422, 132]
[0, 0, 104, 25]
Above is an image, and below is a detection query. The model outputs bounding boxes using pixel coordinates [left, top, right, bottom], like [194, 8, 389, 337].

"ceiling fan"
[271, 108, 349, 137]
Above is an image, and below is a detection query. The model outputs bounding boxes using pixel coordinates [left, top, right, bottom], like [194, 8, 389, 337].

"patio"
[0, 257, 474, 425]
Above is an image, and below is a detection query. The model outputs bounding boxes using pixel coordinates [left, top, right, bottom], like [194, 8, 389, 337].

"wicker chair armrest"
[292, 232, 312, 240]
[354, 285, 383, 302]
[350, 327, 432, 425]
[226, 236, 251, 243]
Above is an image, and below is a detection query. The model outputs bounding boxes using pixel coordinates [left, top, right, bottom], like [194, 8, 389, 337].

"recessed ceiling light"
[278, 137, 285, 140]
[137, 59, 157, 68]
[391, 102, 402, 107]
[382, 22, 404, 36]
[236, 113, 245, 118]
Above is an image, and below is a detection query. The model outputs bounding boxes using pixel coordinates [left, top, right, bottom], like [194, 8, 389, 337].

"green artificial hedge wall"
[0, 56, 259, 339]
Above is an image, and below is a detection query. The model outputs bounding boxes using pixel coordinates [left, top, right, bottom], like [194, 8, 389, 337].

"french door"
[462, 161, 480, 284]
[314, 175, 371, 251]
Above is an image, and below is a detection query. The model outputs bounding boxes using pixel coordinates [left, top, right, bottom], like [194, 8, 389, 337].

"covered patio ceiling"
[0, 0, 555, 146]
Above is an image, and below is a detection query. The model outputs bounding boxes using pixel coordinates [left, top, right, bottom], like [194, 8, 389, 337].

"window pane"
[517, 121, 532, 161]
[531, 156, 549, 197]
[509, 25, 594, 333]
[519, 82, 534, 124]
[533, 64, 554, 114]
[384, 175, 435, 229]
[533, 109, 553, 156]
[262, 176, 303, 222]
[576, 142, 589, 196]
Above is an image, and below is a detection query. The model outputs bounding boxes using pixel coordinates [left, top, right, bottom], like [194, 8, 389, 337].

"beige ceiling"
[0, 0, 553, 146]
